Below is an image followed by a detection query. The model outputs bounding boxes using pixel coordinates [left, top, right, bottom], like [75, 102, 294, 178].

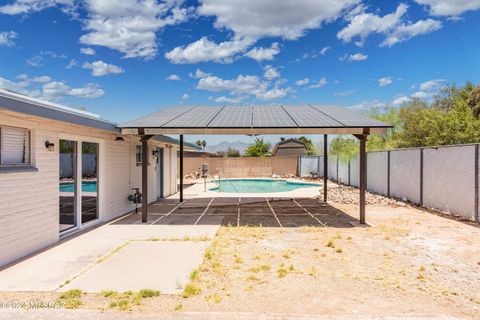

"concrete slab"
[61, 241, 208, 293]
[0, 211, 219, 292]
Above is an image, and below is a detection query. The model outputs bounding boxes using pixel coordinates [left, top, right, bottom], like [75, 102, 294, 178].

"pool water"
[210, 179, 320, 193]
[59, 181, 97, 193]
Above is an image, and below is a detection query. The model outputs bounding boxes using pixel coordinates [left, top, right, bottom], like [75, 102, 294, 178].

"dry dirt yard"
[1, 191, 479, 319]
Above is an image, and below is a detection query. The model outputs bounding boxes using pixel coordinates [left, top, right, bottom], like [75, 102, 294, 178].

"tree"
[195, 139, 207, 151]
[296, 136, 317, 155]
[329, 136, 358, 162]
[227, 148, 240, 157]
[245, 137, 271, 157]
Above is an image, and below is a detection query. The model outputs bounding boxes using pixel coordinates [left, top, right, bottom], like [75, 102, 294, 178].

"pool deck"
[176, 177, 330, 199]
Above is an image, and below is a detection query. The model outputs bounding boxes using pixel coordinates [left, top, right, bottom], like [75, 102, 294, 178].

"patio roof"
[119, 105, 392, 135]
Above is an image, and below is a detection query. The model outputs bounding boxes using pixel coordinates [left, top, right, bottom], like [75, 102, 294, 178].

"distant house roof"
[0, 89, 199, 150]
[272, 138, 307, 156]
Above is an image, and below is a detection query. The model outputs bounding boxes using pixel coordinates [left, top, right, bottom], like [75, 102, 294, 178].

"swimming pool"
[210, 179, 320, 193]
[59, 181, 97, 193]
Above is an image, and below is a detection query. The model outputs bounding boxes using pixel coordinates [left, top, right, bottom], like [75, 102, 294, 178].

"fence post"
[475, 144, 479, 223]
[317, 155, 321, 176]
[387, 151, 391, 198]
[420, 148, 424, 207]
[348, 160, 351, 186]
[336, 156, 339, 182]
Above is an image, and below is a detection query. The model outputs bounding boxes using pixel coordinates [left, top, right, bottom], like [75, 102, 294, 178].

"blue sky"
[1, 0, 480, 145]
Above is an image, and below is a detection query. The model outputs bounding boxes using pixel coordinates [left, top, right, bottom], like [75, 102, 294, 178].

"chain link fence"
[299, 144, 480, 222]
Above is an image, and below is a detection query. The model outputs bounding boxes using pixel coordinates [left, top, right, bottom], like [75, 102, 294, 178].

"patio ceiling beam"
[121, 127, 388, 136]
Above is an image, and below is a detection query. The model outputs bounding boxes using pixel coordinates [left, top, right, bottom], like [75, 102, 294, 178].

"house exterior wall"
[0, 110, 177, 267]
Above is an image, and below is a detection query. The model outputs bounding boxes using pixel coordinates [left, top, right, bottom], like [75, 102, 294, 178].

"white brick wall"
[0, 110, 179, 267]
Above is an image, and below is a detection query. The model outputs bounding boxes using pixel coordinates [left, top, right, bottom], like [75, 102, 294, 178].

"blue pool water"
[210, 179, 320, 193]
[59, 181, 97, 193]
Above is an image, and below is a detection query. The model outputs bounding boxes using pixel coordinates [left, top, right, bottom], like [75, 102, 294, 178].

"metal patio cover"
[119, 105, 392, 134]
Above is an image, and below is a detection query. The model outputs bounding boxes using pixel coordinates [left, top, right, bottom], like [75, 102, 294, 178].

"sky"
[1, 0, 480, 145]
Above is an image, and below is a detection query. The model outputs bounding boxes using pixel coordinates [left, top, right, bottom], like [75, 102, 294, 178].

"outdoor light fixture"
[114, 135, 125, 141]
[152, 150, 160, 157]
[45, 141, 55, 151]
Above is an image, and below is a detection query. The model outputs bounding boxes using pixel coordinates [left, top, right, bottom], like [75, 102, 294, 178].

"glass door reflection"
[59, 139, 77, 232]
[81, 142, 98, 223]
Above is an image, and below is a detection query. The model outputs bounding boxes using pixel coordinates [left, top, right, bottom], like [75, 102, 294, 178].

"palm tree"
[196, 139, 207, 151]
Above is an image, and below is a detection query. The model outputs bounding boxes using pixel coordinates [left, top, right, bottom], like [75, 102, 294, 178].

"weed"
[58, 289, 82, 309]
[288, 265, 295, 272]
[335, 248, 343, 253]
[138, 289, 160, 298]
[247, 274, 259, 281]
[282, 251, 291, 259]
[189, 269, 199, 281]
[101, 290, 117, 298]
[308, 266, 317, 276]
[249, 264, 271, 273]
[326, 239, 335, 248]
[313, 248, 320, 251]
[418, 265, 426, 272]
[206, 293, 222, 303]
[277, 267, 288, 278]
[347, 236, 352, 240]
[176, 280, 183, 290]
[175, 303, 183, 311]
[204, 248, 213, 260]
[182, 283, 201, 298]
[234, 257, 243, 264]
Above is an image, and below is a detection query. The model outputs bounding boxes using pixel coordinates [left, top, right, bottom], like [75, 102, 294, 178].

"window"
[135, 145, 142, 166]
[0, 126, 30, 165]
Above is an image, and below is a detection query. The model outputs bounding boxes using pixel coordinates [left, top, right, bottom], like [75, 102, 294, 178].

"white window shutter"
[2, 127, 29, 164]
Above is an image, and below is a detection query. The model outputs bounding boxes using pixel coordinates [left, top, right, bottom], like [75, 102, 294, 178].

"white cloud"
[165, 37, 253, 64]
[188, 69, 211, 79]
[414, 0, 480, 16]
[0, 74, 104, 100]
[295, 78, 310, 86]
[349, 99, 384, 111]
[209, 95, 245, 104]
[320, 46, 331, 55]
[411, 79, 446, 100]
[378, 77, 393, 87]
[167, 74, 181, 81]
[197, 73, 291, 101]
[334, 90, 354, 97]
[338, 3, 442, 47]
[245, 43, 280, 61]
[392, 95, 411, 106]
[26, 55, 43, 67]
[419, 78, 445, 91]
[381, 19, 442, 47]
[66, 59, 78, 69]
[0, 0, 74, 15]
[309, 78, 328, 88]
[341, 53, 368, 61]
[198, 0, 360, 40]
[0, 31, 17, 47]
[80, 0, 190, 60]
[80, 47, 96, 55]
[263, 65, 280, 80]
[181, 93, 189, 100]
[82, 60, 124, 77]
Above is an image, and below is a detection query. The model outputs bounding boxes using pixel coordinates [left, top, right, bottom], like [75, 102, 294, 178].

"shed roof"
[119, 105, 391, 135]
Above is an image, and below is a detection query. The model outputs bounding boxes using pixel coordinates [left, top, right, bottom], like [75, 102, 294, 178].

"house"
[271, 138, 307, 156]
[0, 89, 197, 267]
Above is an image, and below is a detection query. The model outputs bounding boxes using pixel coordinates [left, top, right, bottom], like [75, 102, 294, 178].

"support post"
[354, 133, 368, 225]
[140, 132, 153, 223]
[323, 134, 328, 202]
[180, 134, 184, 202]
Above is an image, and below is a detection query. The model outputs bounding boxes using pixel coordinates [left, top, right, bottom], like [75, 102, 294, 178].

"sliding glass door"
[59, 139, 100, 233]
[81, 142, 99, 223]
[59, 140, 78, 232]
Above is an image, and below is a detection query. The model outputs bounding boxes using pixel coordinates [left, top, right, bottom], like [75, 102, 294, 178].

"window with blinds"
[0, 126, 30, 165]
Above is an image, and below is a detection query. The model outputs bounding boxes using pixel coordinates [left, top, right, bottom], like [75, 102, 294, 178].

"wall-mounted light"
[114, 135, 125, 142]
[152, 150, 160, 157]
[45, 141, 55, 151]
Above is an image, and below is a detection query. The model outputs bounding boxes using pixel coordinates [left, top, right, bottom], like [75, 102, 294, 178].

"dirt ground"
[1, 194, 479, 318]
